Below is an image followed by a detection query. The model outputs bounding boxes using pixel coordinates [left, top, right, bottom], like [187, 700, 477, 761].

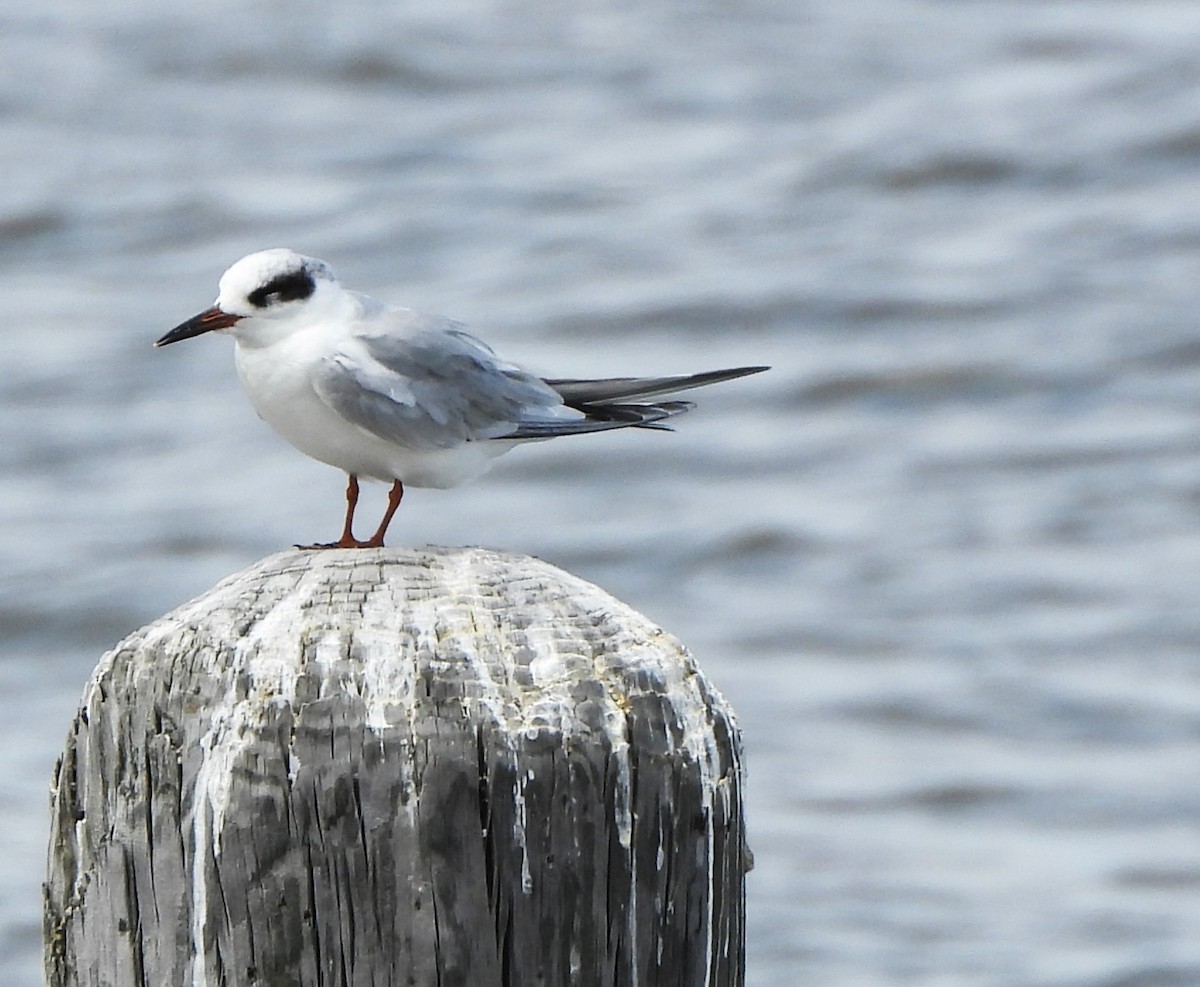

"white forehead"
[216, 248, 332, 301]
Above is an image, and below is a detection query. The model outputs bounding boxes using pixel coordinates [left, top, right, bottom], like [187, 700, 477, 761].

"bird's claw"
[295, 534, 388, 550]
[296, 539, 375, 550]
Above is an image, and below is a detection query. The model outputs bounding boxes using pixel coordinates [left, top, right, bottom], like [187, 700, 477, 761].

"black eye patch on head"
[247, 269, 316, 308]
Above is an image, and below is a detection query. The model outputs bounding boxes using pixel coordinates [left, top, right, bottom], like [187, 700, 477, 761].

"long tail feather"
[501, 365, 766, 441]
[504, 401, 694, 439]
[544, 365, 768, 405]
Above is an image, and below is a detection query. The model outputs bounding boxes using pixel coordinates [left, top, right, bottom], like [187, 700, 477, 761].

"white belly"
[233, 336, 512, 488]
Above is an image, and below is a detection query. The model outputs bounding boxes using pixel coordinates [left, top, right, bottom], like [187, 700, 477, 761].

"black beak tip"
[155, 306, 241, 348]
[153, 327, 189, 347]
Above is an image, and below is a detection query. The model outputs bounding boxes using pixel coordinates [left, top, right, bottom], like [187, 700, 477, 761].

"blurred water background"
[3, 1, 1200, 984]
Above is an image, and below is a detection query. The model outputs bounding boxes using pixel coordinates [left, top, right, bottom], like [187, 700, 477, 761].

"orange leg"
[298, 474, 367, 550]
[361, 480, 404, 548]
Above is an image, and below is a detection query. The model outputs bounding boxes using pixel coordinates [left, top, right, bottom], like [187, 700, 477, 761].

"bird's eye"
[247, 270, 316, 308]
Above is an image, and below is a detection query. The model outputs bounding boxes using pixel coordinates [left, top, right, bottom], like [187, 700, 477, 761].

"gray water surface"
[3, 2, 1200, 984]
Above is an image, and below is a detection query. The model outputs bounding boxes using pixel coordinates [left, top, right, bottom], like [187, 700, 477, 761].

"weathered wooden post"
[44, 547, 748, 986]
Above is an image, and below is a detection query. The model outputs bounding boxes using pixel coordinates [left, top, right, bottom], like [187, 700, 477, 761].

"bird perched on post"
[157, 248, 767, 549]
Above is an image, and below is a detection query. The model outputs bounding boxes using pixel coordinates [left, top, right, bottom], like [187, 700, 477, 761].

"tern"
[157, 248, 767, 549]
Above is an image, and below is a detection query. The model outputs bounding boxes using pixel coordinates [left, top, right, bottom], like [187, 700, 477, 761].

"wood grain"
[45, 547, 748, 986]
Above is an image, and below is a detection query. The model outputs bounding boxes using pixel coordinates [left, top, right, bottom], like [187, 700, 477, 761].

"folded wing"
[312, 321, 573, 450]
[312, 314, 767, 448]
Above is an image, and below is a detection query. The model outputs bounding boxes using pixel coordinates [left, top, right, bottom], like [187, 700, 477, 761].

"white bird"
[156, 248, 767, 549]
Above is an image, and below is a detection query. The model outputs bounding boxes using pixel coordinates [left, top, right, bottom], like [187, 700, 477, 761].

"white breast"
[233, 330, 512, 488]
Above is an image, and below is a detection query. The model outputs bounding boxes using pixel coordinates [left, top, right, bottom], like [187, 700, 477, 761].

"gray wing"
[312, 316, 576, 450]
[313, 309, 769, 448]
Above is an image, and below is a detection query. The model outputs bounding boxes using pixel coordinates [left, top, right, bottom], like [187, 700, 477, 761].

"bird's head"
[155, 248, 341, 348]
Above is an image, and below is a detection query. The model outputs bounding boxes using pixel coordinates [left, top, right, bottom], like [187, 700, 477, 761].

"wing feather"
[312, 322, 572, 450]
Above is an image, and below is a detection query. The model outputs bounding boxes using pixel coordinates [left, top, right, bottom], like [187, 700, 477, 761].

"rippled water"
[3, 2, 1200, 984]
